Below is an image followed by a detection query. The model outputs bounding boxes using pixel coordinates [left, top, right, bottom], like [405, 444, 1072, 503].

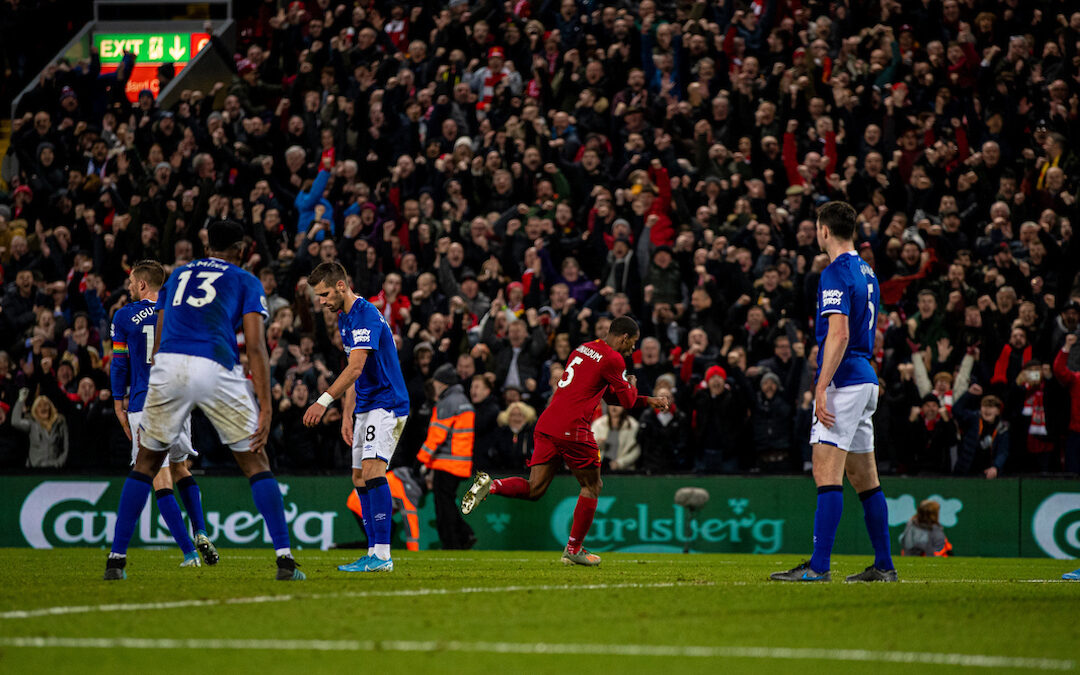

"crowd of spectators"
[1, 0, 1080, 479]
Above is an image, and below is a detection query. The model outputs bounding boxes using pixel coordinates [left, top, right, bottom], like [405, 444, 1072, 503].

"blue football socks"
[249, 471, 292, 553]
[810, 485, 843, 574]
[110, 471, 154, 557]
[156, 488, 195, 555]
[859, 486, 894, 571]
[177, 476, 207, 536]
[367, 476, 393, 559]
[355, 485, 375, 553]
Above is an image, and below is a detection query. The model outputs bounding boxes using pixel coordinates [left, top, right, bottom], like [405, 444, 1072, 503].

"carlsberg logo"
[550, 496, 783, 553]
[19, 481, 337, 550]
[1032, 492, 1080, 559]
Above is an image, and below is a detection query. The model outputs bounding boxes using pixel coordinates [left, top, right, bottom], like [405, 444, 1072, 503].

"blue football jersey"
[339, 297, 410, 416]
[156, 258, 268, 370]
[110, 299, 158, 412]
[815, 250, 879, 387]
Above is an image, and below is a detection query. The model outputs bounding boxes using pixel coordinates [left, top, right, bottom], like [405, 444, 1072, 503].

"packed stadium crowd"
[1, 0, 1079, 479]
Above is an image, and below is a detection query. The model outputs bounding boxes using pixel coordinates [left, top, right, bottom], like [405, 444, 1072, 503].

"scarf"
[1022, 385, 1047, 436]
[992, 344, 1031, 384]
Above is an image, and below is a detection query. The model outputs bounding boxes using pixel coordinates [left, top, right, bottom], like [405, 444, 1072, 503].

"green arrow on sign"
[168, 35, 186, 60]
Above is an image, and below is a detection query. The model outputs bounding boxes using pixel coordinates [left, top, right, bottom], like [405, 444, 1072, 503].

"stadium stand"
[1, 0, 1079, 479]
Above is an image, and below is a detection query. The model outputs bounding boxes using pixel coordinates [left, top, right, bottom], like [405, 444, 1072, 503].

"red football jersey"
[536, 339, 644, 442]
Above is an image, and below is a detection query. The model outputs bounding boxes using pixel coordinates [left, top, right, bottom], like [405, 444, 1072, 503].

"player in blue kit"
[110, 260, 216, 568]
[303, 261, 410, 573]
[105, 221, 303, 581]
[771, 201, 897, 583]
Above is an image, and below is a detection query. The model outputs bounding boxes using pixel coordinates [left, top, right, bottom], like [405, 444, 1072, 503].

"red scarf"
[992, 344, 1031, 384]
[1023, 385, 1047, 436]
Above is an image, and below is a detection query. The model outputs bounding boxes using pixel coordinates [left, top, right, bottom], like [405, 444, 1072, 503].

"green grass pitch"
[0, 549, 1078, 674]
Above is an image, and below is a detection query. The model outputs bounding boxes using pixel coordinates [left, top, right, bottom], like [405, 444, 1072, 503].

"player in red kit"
[460, 317, 669, 566]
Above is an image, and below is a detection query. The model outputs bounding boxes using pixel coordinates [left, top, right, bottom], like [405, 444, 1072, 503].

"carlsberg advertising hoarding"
[1, 475, 1077, 558]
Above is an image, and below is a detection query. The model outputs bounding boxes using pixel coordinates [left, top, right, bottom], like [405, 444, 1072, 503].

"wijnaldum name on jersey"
[575, 345, 603, 362]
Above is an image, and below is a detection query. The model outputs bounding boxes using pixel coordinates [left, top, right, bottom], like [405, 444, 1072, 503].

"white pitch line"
[0, 581, 705, 620]
[0, 637, 1071, 671]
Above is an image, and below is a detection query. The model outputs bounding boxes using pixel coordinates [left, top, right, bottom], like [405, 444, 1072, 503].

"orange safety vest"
[346, 470, 420, 551]
[416, 384, 474, 478]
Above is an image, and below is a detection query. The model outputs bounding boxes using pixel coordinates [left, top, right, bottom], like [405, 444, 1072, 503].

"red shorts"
[529, 430, 601, 470]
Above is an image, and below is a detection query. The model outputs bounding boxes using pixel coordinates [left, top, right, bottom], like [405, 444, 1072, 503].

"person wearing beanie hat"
[418, 362, 476, 550]
[301, 260, 411, 573]
[754, 369, 792, 471]
[690, 359, 744, 473]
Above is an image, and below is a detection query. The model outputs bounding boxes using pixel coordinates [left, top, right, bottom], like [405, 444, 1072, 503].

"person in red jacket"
[1052, 333, 1080, 473]
[369, 272, 411, 335]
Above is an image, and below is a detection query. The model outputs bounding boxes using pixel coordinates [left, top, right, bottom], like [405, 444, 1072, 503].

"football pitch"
[0, 549, 1077, 674]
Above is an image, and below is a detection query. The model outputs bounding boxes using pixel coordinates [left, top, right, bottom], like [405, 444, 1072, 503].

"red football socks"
[491, 477, 530, 498]
[566, 495, 598, 555]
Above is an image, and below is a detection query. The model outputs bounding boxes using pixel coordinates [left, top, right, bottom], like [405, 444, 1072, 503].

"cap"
[613, 235, 632, 247]
[761, 371, 782, 389]
[902, 227, 925, 250]
[13, 184, 33, 199]
[59, 86, 76, 102]
[506, 281, 524, 294]
[460, 267, 478, 282]
[704, 365, 727, 382]
[432, 363, 459, 386]
[900, 24, 913, 33]
[207, 220, 245, 251]
[920, 393, 940, 406]
[653, 245, 674, 257]
[785, 185, 805, 196]
[996, 242, 1012, 255]
[612, 218, 631, 230]
[487, 46, 505, 60]
[454, 136, 473, 150]
[1063, 301, 1080, 313]
[413, 341, 434, 356]
[237, 59, 256, 76]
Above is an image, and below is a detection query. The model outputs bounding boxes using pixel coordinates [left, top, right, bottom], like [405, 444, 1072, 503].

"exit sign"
[93, 32, 210, 65]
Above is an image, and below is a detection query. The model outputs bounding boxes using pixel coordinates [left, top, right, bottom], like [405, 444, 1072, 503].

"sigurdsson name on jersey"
[575, 344, 604, 362]
[130, 306, 156, 324]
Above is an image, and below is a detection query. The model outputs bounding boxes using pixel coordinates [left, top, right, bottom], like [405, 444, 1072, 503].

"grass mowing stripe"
[0, 637, 1071, 671]
[0, 581, 705, 620]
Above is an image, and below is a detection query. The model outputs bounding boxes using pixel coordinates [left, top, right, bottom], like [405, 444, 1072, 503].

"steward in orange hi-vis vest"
[417, 383, 475, 478]
[418, 365, 477, 550]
